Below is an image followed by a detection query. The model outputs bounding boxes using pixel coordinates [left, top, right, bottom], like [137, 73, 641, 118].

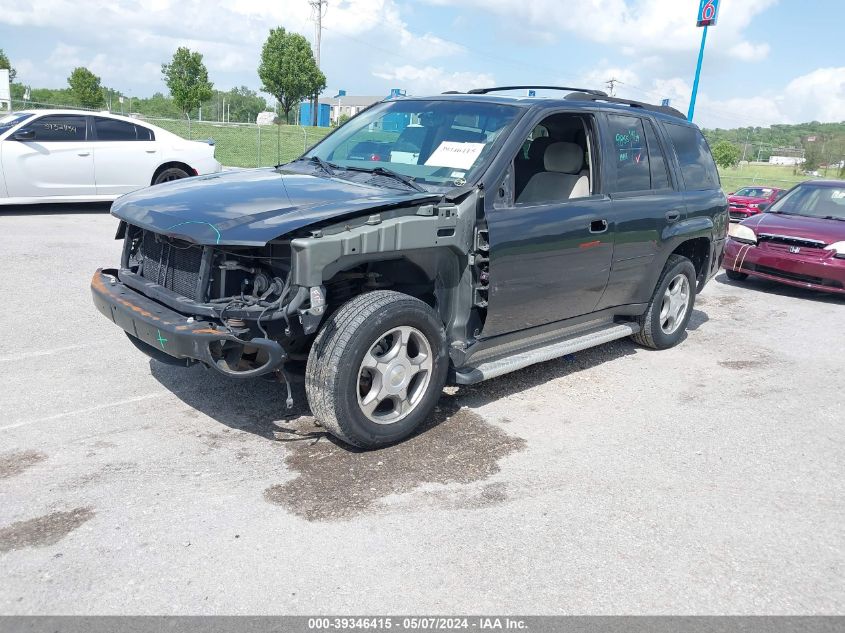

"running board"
[453, 322, 639, 385]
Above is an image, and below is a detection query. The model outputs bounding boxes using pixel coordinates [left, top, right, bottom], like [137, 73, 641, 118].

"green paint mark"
[156, 330, 168, 349]
[165, 221, 222, 244]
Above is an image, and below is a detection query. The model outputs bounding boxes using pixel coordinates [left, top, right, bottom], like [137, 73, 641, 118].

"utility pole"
[308, 0, 327, 127]
[605, 78, 620, 97]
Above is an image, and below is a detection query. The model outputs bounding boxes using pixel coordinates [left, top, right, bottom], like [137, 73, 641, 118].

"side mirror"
[13, 129, 35, 141]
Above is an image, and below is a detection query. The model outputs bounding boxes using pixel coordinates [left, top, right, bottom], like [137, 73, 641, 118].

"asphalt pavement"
[0, 206, 843, 614]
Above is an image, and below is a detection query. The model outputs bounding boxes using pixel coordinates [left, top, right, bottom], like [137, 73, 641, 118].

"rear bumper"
[724, 239, 845, 295]
[91, 269, 286, 377]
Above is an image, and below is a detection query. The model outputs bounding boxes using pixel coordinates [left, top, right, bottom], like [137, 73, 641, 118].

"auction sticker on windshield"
[424, 141, 485, 170]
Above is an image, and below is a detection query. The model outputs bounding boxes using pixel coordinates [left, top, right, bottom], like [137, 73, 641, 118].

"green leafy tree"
[711, 140, 742, 169]
[0, 49, 15, 83]
[336, 113, 351, 127]
[161, 47, 214, 119]
[258, 27, 326, 123]
[67, 67, 105, 108]
[201, 86, 268, 123]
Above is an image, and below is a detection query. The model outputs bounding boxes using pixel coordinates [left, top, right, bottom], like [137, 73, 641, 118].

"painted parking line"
[0, 393, 166, 432]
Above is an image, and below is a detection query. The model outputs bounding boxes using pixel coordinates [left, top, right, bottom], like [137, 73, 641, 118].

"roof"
[397, 92, 693, 126]
[14, 109, 150, 125]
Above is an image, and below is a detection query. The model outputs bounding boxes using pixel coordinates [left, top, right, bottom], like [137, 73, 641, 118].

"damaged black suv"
[92, 86, 728, 448]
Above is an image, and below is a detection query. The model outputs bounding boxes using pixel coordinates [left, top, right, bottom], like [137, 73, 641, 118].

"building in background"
[301, 89, 406, 127]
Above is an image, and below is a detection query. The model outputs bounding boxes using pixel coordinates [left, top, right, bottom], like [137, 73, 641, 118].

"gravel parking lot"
[1, 207, 843, 615]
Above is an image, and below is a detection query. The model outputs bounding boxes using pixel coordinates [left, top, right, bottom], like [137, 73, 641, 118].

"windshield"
[735, 187, 773, 198]
[0, 112, 34, 134]
[768, 184, 845, 220]
[305, 99, 521, 191]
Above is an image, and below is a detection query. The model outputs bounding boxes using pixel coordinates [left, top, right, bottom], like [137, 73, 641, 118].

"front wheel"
[725, 268, 748, 281]
[305, 291, 449, 449]
[632, 254, 697, 350]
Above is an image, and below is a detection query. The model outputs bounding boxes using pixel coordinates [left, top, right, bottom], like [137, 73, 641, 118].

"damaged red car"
[724, 180, 845, 295]
[728, 186, 786, 222]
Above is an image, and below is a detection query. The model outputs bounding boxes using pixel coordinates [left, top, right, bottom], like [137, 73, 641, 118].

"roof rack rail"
[466, 85, 608, 97]
[565, 92, 687, 120]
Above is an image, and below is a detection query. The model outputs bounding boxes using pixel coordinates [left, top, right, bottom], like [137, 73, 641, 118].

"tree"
[67, 67, 105, 108]
[161, 47, 213, 119]
[0, 49, 15, 83]
[711, 140, 741, 169]
[258, 27, 326, 123]
[201, 86, 268, 123]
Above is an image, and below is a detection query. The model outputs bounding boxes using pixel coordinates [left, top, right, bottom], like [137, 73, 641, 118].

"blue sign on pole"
[696, 0, 720, 27]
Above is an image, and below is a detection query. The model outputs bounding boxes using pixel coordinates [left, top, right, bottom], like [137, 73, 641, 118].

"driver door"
[2, 113, 95, 198]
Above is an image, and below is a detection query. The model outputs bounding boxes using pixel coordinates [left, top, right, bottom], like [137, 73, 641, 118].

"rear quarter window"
[664, 123, 720, 191]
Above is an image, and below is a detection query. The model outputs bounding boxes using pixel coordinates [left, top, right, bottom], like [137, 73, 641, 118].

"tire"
[631, 254, 697, 350]
[725, 268, 748, 281]
[153, 167, 190, 185]
[305, 291, 449, 449]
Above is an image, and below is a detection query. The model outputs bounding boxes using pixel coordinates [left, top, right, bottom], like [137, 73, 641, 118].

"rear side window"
[607, 114, 651, 192]
[94, 117, 137, 141]
[664, 123, 720, 191]
[24, 115, 87, 142]
[644, 120, 671, 190]
[135, 124, 155, 141]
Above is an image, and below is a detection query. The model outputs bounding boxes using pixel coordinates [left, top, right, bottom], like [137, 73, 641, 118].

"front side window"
[22, 115, 87, 142]
[306, 99, 521, 191]
[94, 117, 137, 141]
[665, 123, 720, 191]
[607, 114, 651, 193]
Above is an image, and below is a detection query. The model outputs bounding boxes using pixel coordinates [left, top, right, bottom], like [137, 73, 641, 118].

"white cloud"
[423, 0, 777, 62]
[373, 65, 494, 95]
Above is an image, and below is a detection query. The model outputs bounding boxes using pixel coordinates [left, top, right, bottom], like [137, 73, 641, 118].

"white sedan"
[0, 109, 222, 204]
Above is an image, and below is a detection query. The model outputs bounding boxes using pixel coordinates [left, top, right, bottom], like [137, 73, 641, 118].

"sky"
[1, 0, 843, 129]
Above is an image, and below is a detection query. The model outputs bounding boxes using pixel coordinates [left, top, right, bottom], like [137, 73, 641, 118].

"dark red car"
[724, 180, 845, 295]
[728, 186, 787, 221]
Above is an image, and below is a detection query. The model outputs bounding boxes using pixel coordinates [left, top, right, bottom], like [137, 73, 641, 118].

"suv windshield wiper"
[342, 165, 426, 192]
[288, 156, 338, 177]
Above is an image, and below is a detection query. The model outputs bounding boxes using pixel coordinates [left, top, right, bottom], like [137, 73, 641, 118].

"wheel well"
[672, 237, 710, 278]
[151, 161, 195, 185]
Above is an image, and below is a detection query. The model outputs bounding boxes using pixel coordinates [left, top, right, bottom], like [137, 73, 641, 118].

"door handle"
[145, 149, 157, 153]
[589, 219, 609, 234]
[666, 210, 682, 223]
[77, 151, 90, 157]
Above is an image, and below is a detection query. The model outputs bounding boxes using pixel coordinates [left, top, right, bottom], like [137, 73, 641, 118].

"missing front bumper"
[91, 268, 286, 378]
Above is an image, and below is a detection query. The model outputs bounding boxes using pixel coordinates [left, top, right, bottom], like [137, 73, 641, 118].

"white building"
[769, 155, 805, 166]
[320, 95, 385, 126]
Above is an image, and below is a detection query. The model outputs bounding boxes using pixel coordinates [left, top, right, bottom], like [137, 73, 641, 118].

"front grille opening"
[138, 231, 205, 301]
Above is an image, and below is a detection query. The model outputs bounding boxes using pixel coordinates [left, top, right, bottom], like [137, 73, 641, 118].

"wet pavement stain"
[719, 359, 763, 370]
[264, 398, 526, 521]
[0, 507, 94, 553]
[0, 450, 47, 479]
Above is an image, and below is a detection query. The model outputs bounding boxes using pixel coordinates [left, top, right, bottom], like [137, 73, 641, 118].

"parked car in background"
[724, 180, 845, 295]
[728, 186, 786, 221]
[0, 110, 221, 205]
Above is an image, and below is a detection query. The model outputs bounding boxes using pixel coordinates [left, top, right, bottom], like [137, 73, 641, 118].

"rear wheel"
[632, 254, 696, 350]
[725, 268, 748, 281]
[305, 291, 449, 449]
[153, 167, 190, 185]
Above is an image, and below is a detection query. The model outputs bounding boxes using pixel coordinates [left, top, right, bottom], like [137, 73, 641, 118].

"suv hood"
[111, 167, 439, 246]
[744, 212, 845, 244]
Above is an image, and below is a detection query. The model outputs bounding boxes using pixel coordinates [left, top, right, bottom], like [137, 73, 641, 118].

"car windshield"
[735, 187, 773, 197]
[768, 184, 845, 220]
[0, 112, 34, 133]
[304, 99, 521, 191]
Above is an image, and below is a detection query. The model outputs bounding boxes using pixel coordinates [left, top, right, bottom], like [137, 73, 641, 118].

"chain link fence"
[9, 100, 334, 169]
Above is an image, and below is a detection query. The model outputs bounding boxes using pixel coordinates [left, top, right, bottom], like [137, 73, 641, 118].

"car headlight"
[824, 241, 845, 259]
[728, 224, 757, 244]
